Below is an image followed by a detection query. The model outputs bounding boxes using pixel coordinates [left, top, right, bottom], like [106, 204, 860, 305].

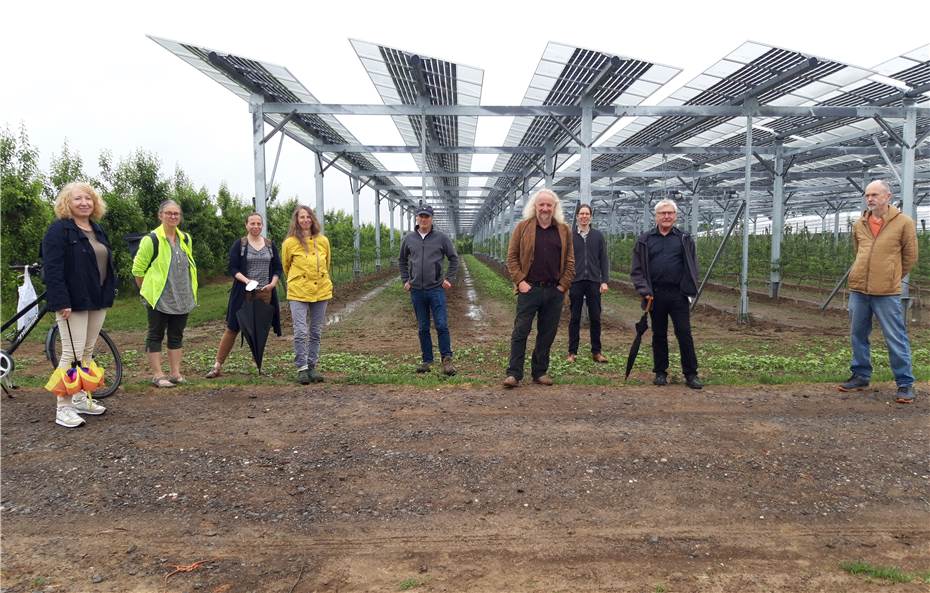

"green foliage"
[0, 125, 53, 303]
[840, 561, 929, 584]
[455, 235, 473, 254]
[398, 577, 424, 590]
[46, 139, 86, 198]
[0, 125, 403, 309]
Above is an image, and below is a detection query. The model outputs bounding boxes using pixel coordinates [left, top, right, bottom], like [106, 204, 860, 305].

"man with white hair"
[839, 180, 918, 403]
[630, 198, 702, 389]
[503, 189, 575, 388]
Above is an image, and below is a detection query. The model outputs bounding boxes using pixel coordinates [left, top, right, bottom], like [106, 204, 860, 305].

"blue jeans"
[410, 287, 452, 363]
[848, 291, 914, 387]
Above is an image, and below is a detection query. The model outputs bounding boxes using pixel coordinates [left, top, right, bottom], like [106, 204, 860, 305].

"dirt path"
[2, 382, 927, 592]
[3, 258, 929, 592]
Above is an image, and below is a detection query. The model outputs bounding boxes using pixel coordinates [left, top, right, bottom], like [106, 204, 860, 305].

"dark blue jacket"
[399, 227, 459, 290]
[571, 227, 610, 283]
[225, 237, 284, 336]
[41, 218, 117, 311]
[630, 226, 699, 298]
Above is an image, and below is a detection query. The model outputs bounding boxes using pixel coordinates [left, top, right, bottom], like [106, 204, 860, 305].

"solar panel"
[352, 39, 483, 234]
[149, 35, 416, 209]
[474, 42, 680, 229]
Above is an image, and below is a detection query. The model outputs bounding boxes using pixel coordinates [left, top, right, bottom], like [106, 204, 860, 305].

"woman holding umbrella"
[132, 199, 197, 388]
[42, 182, 116, 427]
[205, 212, 282, 378]
[281, 205, 332, 385]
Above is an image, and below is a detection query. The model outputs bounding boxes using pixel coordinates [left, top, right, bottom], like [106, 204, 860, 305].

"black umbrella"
[236, 296, 275, 374]
[624, 296, 654, 381]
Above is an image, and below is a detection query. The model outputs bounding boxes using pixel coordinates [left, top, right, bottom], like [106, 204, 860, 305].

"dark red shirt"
[526, 223, 562, 283]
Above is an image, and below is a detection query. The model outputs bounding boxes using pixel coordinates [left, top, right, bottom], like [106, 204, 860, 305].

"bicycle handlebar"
[9, 262, 42, 272]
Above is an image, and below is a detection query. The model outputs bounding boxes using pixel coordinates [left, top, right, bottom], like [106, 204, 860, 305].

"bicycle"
[1, 263, 122, 398]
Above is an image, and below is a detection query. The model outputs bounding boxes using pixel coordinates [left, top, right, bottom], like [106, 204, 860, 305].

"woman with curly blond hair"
[41, 182, 116, 427]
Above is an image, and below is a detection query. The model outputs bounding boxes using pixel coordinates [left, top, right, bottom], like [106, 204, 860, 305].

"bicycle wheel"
[46, 326, 122, 398]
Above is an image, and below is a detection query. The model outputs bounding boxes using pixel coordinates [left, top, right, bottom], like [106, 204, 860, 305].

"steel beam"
[770, 142, 785, 298]
[250, 98, 268, 231]
[260, 103, 929, 119]
[739, 110, 754, 323]
[374, 191, 382, 272]
[351, 175, 361, 279]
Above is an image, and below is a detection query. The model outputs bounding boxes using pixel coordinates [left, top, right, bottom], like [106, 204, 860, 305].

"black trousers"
[568, 280, 602, 355]
[145, 306, 189, 352]
[507, 285, 564, 380]
[649, 287, 698, 376]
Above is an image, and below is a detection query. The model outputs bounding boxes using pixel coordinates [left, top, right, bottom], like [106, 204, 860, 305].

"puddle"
[461, 261, 485, 323]
[326, 277, 394, 326]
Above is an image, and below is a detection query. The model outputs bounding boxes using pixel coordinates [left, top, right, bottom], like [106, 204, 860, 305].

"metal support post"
[351, 175, 361, 279]
[642, 197, 651, 233]
[580, 96, 593, 204]
[738, 110, 754, 323]
[314, 151, 325, 235]
[250, 97, 268, 229]
[544, 141, 555, 187]
[374, 191, 382, 272]
[690, 193, 700, 238]
[770, 142, 785, 298]
[388, 200, 396, 264]
[902, 99, 917, 307]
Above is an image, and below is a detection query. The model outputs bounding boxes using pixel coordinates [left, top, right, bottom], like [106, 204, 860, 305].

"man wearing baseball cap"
[399, 204, 460, 375]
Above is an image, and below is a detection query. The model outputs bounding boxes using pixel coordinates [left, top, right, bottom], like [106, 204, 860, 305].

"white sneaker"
[72, 391, 106, 415]
[55, 405, 85, 428]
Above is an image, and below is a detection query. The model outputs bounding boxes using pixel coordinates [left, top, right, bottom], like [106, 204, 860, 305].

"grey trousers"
[290, 300, 328, 369]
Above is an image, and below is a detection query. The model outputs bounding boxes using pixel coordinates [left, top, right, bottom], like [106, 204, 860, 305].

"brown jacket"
[848, 206, 918, 295]
[506, 217, 575, 292]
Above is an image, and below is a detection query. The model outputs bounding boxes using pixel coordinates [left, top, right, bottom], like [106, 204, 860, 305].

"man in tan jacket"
[503, 189, 575, 388]
[838, 180, 918, 403]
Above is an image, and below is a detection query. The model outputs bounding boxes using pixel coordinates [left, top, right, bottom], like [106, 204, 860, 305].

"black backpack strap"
[240, 236, 248, 258]
[144, 232, 160, 272]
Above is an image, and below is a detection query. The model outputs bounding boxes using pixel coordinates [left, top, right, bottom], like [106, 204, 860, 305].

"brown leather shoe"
[566, 354, 577, 363]
[502, 376, 520, 388]
[441, 356, 456, 376]
[533, 374, 554, 386]
[592, 352, 608, 363]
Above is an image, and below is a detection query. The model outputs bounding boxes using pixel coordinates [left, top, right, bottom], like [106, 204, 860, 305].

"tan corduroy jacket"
[506, 217, 575, 293]
[848, 206, 918, 296]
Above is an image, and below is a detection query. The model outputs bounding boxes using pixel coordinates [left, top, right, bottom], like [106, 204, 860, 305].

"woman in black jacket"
[205, 212, 282, 378]
[41, 182, 117, 428]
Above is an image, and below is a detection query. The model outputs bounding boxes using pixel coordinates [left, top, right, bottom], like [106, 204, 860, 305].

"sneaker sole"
[55, 418, 85, 428]
[74, 408, 106, 415]
[837, 385, 869, 392]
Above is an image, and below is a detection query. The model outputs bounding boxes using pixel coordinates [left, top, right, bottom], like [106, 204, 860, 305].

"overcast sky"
[3, 0, 927, 228]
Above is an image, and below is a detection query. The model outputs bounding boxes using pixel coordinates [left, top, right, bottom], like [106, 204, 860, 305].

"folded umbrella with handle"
[624, 295, 654, 381]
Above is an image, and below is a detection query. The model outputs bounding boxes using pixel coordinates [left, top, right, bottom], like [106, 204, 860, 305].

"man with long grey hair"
[503, 188, 575, 388]
[630, 198, 702, 389]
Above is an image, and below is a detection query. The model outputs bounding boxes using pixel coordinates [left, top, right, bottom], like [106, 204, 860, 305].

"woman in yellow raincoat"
[41, 182, 116, 428]
[281, 205, 332, 385]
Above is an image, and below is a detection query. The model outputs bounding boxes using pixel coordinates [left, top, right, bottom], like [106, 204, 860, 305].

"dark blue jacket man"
[630, 199, 702, 389]
[568, 203, 610, 363]
[399, 204, 459, 375]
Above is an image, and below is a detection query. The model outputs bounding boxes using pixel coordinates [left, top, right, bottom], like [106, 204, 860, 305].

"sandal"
[205, 365, 222, 379]
[152, 376, 175, 388]
[168, 376, 187, 385]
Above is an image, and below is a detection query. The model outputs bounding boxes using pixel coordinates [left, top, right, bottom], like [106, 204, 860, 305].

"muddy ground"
[2, 258, 929, 592]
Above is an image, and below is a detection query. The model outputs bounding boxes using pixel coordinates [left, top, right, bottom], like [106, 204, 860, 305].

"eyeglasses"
[163, 212, 182, 217]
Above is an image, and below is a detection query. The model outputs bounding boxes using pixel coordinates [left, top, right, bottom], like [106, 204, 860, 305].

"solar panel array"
[150, 36, 930, 236]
